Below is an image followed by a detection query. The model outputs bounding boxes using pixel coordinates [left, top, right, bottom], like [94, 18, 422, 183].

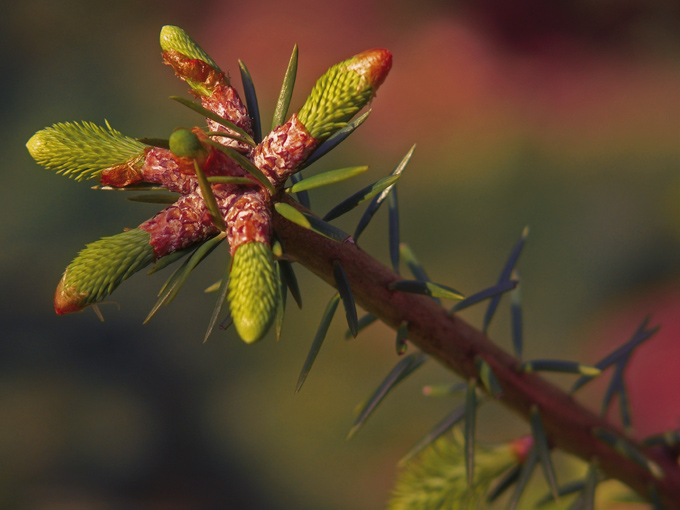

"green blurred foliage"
[3, 0, 680, 508]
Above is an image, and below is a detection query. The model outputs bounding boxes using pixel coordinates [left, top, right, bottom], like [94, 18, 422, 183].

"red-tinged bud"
[346, 48, 392, 92]
[54, 272, 88, 315]
[510, 435, 534, 464]
[53, 229, 156, 315]
[100, 152, 146, 187]
[160, 26, 252, 145]
[162, 50, 227, 96]
[160, 25, 227, 96]
[297, 48, 393, 140]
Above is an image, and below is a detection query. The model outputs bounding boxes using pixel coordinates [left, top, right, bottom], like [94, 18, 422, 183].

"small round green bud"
[169, 128, 205, 159]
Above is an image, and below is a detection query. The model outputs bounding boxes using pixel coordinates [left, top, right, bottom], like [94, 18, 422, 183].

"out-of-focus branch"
[273, 207, 680, 509]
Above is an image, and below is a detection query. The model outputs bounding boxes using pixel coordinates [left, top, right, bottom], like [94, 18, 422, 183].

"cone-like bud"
[297, 48, 392, 140]
[27, 121, 146, 181]
[160, 25, 225, 97]
[54, 229, 156, 314]
[160, 25, 221, 70]
[227, 241, 278, 343]
[160, 26, 252, 147]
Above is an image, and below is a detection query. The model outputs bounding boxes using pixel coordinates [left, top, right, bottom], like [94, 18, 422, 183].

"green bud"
[169, 128, 205, 159]
[228, 242, 279, 343]
[160, 25, 221, 71]
[160, 26, 225, 96]
[55, 229, 155, 314]
[27, 121, 146, 181]
[298, 48, 392, 140]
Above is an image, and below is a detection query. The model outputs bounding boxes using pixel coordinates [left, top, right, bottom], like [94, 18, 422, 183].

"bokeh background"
[2, 0, 680, 508]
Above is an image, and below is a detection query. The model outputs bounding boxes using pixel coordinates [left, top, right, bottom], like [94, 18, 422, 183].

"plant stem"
[273, 198, 680, 509]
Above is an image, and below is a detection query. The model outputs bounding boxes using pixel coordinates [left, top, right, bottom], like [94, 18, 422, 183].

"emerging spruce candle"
[27, 24, 392, 344]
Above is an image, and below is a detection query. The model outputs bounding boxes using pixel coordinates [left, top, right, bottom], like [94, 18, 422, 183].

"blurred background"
[2, 0, 680, 508]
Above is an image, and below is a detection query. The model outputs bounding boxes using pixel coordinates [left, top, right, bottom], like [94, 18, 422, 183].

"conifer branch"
[273, 198, 680, 509]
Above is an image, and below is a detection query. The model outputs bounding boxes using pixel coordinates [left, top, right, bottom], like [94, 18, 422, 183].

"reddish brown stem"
[273, 205, 680, 509]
